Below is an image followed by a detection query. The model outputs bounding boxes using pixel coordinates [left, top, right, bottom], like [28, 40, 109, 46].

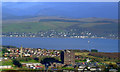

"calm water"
[2, 37, 118, 52]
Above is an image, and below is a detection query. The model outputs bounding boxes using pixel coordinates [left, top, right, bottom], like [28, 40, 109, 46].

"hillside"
[2, 17, 118, 38]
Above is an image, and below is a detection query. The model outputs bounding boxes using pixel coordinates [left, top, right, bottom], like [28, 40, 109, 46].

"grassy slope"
[20, 59, 39, 63]
[0, 60, 13, 65]
[2, 17, 117, 33]
[75, 52, 117, 64]
[3, 21, 77, 33]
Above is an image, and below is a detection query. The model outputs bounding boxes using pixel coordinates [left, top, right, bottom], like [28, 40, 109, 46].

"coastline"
[1, 36, 118, 40]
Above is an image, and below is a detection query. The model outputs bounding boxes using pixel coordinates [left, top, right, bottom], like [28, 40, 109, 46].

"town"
[0, 46, 120, 72]
[2, 30, 118, 39]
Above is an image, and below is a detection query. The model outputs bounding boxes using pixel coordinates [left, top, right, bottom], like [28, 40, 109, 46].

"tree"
[34, 57, 39, 61]
[41, 57, 58, 64]
[12, 59, 22, 67]
[91, 49, 98, 52]
[3, 45, 17, 48]
[2, 48, 9, 53]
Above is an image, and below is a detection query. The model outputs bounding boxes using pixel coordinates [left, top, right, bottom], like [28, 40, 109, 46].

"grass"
[3, 19, 114, 33]
[75, 52, 117, 64]
[1, 69, 14, 71]
[3, 21, 76, 33]
[75, 60, 86, 62]
[75, 52, 89, 56]
[0, 60, 13, 66]
[0, 52, 2, 56]
[20, 59, 39, 63]
[103, 61, 116, 64]
[62, 67, 74, 70]
[3, 17, 117, 36]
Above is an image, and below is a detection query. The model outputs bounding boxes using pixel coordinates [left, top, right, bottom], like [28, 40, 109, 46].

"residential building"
[61, 50, 75, 65]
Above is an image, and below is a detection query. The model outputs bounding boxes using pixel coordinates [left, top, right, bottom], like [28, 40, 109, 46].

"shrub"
[12, 59, 22, 68]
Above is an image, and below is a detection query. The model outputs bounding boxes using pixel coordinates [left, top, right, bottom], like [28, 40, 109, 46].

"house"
[109, 69, 118, 72]
[90, 67, 97, 71]
[78, 65, 86, 71]
[86, 58, 91, 63]
[22, 63, 43, 69]
[0, 65, 12, 69]
[0, 57, 8, 61]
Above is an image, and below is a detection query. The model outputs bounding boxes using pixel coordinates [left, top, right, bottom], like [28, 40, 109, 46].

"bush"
[12, 59, 22, 68]
[2, 48, 9, 53]
[34, 57, 39, 61]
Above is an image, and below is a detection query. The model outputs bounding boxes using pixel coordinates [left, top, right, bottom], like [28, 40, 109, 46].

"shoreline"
[1, 36, 118, 40]
[2, 46, 119, 53]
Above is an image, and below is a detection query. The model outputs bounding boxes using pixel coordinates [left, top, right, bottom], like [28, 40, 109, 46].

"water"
[2, 37, 118, 52]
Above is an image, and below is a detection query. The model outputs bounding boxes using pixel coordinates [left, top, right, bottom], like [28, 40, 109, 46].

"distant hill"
[2, 17, 118, 37]
[2, 2, 118, 38]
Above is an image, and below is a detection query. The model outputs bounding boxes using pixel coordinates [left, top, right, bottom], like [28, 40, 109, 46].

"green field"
[0, 60, 13, 66]
[3, 17, 117, 33]
[20, 59, 39, 63]
[3, 21, 76, 33]
[75, 52, 117, 64]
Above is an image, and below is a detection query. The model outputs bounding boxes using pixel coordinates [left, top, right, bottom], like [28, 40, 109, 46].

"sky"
[2, 2, 118, 19]
[2, 0, 120, 2]
[1, 0, 119, 19]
